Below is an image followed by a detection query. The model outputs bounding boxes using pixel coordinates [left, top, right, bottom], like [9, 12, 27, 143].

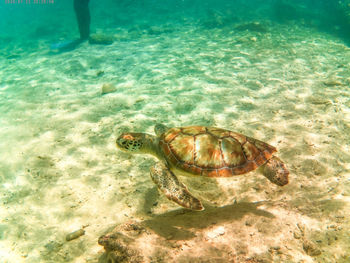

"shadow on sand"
[141, 201, 274, 240]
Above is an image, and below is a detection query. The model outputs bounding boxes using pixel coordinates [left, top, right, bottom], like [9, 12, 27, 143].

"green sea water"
[0, 1, 350, 262]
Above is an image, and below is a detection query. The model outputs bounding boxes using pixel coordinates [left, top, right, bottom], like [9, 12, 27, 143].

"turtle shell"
[159, 126, 277, 177]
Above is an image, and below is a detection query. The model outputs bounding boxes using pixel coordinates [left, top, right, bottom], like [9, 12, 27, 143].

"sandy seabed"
[0, 21, 350, 262]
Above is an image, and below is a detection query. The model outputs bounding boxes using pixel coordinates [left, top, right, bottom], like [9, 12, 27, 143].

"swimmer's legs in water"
[51, 0, 112, 52]
[51, 0, 90, 52]
[74, 0, 91, 40]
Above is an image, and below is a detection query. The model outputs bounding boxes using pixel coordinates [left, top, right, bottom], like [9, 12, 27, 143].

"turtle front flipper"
[150, 162, 204, 211]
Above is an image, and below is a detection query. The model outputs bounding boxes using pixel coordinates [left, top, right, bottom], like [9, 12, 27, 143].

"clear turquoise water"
[0, 1, 350, 262]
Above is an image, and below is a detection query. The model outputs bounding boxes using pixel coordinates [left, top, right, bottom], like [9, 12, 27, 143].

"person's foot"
[88, 34, 114, 45]
[51, 39, 86, 52]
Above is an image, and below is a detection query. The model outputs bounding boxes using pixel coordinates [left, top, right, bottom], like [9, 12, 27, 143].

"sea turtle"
[116, 124, 289, 211]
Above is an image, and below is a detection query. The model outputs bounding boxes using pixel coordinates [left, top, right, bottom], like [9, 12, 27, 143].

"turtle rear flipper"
[150, 162, 204, 211]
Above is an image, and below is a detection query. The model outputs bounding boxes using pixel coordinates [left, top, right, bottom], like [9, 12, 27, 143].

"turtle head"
[116, 133, 147, 153]
[262, 156, 289, 186]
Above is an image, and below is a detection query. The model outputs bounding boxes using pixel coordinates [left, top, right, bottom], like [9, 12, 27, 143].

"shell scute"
[160, 126, 277, 177]
[231, 161, 258, 175]
[242, 141, 260, 161]
[248, 137, 276, 153]
[160, 140, 171, 156]
[195, 134, 224, 168]
[163, 127, 181, 142]
[254, 154, 268, 166]
[221, 137, 246, 166]
[207, 127, 231, 137]
[182, 126, 206, 135]
[201, 169, 218, 177]
[170, 133, 195, 164]
[216, 168, 233, 177]
[229, 131, 247, 144]
[186, 164, 202, 175]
